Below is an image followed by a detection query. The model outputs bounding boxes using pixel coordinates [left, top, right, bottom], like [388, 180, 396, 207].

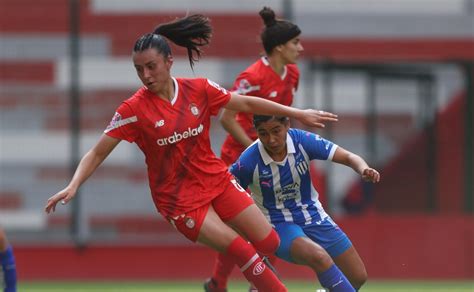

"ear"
[166, 55, 174, 69]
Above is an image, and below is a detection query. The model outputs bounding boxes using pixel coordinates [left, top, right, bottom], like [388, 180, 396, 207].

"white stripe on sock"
[240, 254, 259, 272]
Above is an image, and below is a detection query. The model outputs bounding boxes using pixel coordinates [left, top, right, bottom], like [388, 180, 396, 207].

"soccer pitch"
[21, 280, 474, 292]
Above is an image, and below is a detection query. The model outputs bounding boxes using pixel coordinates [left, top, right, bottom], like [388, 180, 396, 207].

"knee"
[305, 247, 333, 272]
[252, 229, 280, 256]
[351, 268, 368, 289]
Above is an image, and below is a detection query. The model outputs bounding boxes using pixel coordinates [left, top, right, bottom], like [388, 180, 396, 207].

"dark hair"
[133, 14, 212, 69]
[259, 7, 301, 54]
[253, 115, 289, 128]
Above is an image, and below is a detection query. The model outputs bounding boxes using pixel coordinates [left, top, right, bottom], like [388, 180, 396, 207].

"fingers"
[317, 110, 338, 119]
[363, 168, 380, 183]
[45, 192, 70, 214]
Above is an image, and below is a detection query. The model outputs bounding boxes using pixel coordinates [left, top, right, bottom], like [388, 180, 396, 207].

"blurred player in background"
[0, 228, 17, 292]
[231, 115, 380, 291]
[205, 6, 303, 292]
[44, 14, 338, 292]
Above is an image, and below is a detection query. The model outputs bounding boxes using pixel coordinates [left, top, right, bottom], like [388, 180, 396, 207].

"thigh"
[302, 217, 352, 258]
[225, 204, 273, 243]
[274, 223, 306, 263]
[197, 205, 240, 253]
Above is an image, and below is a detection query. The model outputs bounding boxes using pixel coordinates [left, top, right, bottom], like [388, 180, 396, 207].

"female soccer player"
[220, 6, 302, 166]
[0, 227, 16, 292]
[205, 7, 303, 291]
[229, 115, 380, 291]
[44, 14, 337, 292]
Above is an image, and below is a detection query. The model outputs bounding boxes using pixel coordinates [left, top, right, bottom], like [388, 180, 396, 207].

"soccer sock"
[226, 237, 287, 292]
[0, 245, 17, 292]
[210, 253, 235, 288]
[252, 228, 280, 256]
[317, 264, 355, 292]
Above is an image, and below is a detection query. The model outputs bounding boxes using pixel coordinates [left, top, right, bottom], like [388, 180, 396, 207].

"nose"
[142, 68, 151, 79]
[298, 43, 304, 52]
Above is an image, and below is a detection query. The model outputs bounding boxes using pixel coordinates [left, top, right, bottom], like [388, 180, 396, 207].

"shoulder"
[176, 77, 206, 88]
[122, 87, 147, 109]
[237, 142, 261, 169]
[288, 128, 314, 145]
[239, 58, 266, 81]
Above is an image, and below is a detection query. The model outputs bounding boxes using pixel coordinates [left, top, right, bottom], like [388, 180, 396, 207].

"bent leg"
[333, 246, 367, 290]
[276, 223, 354, 292]
[198, 206, 286, 292]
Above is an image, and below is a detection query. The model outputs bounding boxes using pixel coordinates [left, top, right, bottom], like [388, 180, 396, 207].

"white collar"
[169, 77, 179, 105]
[258, 133, 296, 165]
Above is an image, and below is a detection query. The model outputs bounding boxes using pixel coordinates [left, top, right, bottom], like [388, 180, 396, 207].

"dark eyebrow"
[134, 60, 155, 68]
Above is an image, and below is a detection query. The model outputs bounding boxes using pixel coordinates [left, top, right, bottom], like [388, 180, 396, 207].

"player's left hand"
[362, 168, 380, 183]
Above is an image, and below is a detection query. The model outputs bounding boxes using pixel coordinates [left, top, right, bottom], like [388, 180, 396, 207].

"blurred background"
[0, 0, 473, 286]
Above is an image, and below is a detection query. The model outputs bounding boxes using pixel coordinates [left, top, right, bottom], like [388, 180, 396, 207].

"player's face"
[133, 48, 173, 94]
[279, 36, 303, 64]
[256, 119, 290, 158]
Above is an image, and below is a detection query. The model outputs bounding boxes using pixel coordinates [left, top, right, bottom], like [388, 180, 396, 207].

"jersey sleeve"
[104, 102, 139, 143]
[205, 79, 231, 116]
[231, 71, 261, 96]
[229, 159, 253, 190]
[296, 129, 338, 161]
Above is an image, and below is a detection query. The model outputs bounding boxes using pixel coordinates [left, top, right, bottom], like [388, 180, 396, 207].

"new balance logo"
[155, 120, 165, 128]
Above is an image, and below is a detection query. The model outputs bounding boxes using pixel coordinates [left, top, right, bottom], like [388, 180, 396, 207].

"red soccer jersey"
[105, 77, 232, 218]
[220, 57, 299, 165]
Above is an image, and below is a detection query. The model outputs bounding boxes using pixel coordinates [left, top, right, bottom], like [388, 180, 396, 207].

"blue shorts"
[274, 217, 352, 263]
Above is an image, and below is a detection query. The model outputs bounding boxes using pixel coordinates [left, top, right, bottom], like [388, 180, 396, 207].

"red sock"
[226, 237, 287, 292]
[211, 252, 235, 288]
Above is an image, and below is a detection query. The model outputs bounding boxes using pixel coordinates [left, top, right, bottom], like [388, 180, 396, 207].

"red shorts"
[167, 178, 254, 242]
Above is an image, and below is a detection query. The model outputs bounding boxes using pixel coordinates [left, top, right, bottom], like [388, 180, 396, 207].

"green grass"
[20, 280, 474, 292]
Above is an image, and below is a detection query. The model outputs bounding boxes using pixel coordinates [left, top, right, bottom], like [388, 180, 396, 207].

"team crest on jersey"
[189, 103, 199, 116]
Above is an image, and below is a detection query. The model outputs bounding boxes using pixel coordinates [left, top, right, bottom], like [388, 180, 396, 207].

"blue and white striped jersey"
[230, 128, 338, 226]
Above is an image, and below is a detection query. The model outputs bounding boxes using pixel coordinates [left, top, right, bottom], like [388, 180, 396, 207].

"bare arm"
[219, 108, 254, 148]
[225, 93, 338, 128]
[45, 134, 121, 213]
[332, 146, 380, 183]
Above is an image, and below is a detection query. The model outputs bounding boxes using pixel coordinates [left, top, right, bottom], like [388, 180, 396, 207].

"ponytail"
[134, 14, 212, 69]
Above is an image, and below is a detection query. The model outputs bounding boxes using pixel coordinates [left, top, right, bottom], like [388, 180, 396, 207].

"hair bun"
[259, 6, 277, 27]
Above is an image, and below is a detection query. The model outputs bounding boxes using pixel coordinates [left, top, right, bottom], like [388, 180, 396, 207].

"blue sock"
[317, 264, 354, 292]
[0, 245, 17, 292]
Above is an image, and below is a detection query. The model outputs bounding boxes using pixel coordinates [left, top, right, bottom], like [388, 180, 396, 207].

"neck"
[268, 146, 288, 162]
[267, 55, 285, 76]
[153, 78, 175, 101]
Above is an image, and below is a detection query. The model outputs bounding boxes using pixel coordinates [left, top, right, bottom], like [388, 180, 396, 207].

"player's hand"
[45, 186, 77, 214]
[362, 168, 380, 183]
[297, 109, 338, 128]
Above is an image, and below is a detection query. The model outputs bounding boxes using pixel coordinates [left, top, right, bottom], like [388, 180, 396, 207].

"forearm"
[68, 150, 106, 190]
[225, 94, 302, 119]
[346, 153, 370, 175]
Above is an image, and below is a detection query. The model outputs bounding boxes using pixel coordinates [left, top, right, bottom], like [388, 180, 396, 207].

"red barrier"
[14, 214, 473, 281]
